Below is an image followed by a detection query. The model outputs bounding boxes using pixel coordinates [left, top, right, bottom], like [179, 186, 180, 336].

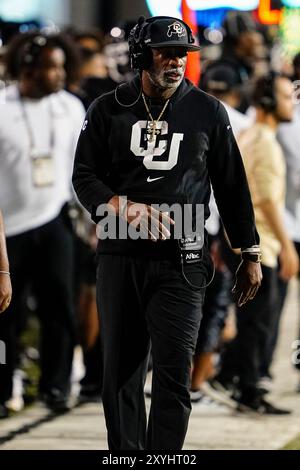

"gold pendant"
[147, 120, 159, 142]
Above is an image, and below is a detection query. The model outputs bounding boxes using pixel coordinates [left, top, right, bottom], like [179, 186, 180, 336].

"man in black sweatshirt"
[73, 16, 262, 450]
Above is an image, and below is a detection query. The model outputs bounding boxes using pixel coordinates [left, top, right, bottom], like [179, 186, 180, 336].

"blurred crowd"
[0, 10, 299, 421]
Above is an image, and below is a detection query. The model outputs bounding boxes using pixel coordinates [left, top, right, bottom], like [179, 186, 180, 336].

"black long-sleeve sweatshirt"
[72, 75, 259, 258]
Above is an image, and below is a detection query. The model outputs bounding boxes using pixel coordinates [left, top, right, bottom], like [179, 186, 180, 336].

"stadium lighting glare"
[187, 0, 259, 10]
[146, 0, 182, 18]
[111, 27, 123, 38]
[0, 0, 40, 21]
[282, 1, 300, 6]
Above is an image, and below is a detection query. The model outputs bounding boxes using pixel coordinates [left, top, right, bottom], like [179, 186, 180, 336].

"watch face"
[242, 252, 261, 263]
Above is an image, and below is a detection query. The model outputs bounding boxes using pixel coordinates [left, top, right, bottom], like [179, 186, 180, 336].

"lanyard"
[18, 91, 56, 151]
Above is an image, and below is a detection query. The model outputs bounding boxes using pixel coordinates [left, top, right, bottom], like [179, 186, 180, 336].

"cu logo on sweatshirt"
[130, 121, 184, 171]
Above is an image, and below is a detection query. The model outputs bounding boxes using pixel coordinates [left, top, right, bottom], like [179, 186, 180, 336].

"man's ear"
[144, 48, 154, 71]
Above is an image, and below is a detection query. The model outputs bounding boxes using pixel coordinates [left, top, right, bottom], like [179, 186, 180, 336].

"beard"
[146, 65, 185, 92]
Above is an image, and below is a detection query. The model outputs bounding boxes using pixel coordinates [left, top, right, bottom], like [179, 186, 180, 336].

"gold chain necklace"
[142, 93, 170, 142]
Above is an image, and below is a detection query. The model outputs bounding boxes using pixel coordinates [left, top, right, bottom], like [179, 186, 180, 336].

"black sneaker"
[41, 389, 70, 413]
[237, 396, 291, 415]
[79, 384, 102, 403]
[0, 404, 9, 419]
[210, 378, 234, 397]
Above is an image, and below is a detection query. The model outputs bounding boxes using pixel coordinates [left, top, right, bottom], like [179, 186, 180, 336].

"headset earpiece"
[129, 17, 153, 71]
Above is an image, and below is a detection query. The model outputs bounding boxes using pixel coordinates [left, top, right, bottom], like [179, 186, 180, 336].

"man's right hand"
[107, 196, 175, 241]
[279, 241, 299, 281]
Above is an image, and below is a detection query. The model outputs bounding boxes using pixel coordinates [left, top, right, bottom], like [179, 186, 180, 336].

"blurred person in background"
[0, 43, 6, 80]
[266, 56, 300, 392]
[202, 63, 252, 133]
[79, 46, 107, 82]
[67, 27, 134, 107]
[0, 211, 12, 419]
[73, 29, 104, 53]
[221, 11, 265, 81]
[67, 29, 109, 107]
[216, 73, 299, 414]
[204, 11, 265, 113]
[67, 46, 107, 108]
[71, 210, 103, 403]
[77, 26, 134, 105]
[292, 52, 300, 82]
[0, 211, 12, 313]
[190, 236, 232, 411]
[103, 24, 135, 86]
[0, 32, 85, 417]
[190, 66, 253, 410]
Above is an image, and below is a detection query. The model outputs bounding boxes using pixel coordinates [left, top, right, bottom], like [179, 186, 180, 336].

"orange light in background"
[181, 0, 201, 85]
[258, 0, 283, 24]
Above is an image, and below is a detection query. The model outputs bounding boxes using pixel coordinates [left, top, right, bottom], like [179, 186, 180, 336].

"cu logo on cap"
[167, 22, 186, 39]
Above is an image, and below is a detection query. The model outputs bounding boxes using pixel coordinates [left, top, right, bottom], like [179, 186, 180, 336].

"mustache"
[165, 68, 184, 75]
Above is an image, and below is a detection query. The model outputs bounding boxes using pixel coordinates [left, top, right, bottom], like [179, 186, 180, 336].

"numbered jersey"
[73, 76, 259, 253]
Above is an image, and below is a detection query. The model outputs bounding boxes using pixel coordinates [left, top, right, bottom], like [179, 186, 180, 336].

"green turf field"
[283, 435, 300, 450]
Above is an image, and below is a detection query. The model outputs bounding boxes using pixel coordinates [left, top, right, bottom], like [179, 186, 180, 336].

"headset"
[128, 16, 195, 72]
[223, 11, 256, 43]
[21, 35, 49, 67]
[257, 71, 278, 113]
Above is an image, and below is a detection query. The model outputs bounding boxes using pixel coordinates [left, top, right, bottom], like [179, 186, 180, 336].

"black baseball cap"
[143, 17, 201, 52]
[223, 11, 257, 41]
[202, 63, 243, 92]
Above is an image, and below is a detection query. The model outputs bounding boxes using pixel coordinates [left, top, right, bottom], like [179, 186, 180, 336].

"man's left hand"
[0, 273, 12, 314]
[232, 260, 263, 307]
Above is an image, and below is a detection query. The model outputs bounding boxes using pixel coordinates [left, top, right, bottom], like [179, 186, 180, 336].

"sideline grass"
[282, 435, 300, 450]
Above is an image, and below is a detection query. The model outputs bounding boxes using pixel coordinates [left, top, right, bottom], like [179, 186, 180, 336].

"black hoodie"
[72, 75, 259, 258]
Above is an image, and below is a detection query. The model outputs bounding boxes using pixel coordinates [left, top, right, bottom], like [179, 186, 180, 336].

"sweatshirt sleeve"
[207, 101, 260, 249]
[72, 99, 116, 221]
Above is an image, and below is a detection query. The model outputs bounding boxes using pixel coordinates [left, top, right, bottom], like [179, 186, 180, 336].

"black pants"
[0, 212, 75, 403]
[260, 267, 288, 377]
[74, 236, 103, 392]
[261, 242, 300, 375]
[219, 265, 278, 399]
[80, 335, 103, 392]
[96, 254, 206, 450]
[195, 267, 231, 354]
